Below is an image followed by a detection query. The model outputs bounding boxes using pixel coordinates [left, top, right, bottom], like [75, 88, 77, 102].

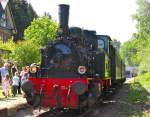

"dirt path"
[90, 82, 150, 117]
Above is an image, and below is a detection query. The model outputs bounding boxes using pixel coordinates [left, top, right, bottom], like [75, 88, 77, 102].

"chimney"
[59, 4, 69, 37]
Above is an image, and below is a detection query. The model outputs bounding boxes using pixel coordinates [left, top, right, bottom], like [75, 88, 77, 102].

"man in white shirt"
[12, 72, 20, 97]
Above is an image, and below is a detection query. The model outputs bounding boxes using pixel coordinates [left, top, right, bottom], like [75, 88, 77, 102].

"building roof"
[0, 1, 17, 33]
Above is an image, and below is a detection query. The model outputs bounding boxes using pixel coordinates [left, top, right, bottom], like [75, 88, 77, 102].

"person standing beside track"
[0, 63, 9, 96]
[3, 74, 11, 98]
[11, 61, 22, 94]
[20, 67, 27, 84]
[12, 72, 20, 97]
[20, 66, 29, 97]
[11, 61, 18, 76]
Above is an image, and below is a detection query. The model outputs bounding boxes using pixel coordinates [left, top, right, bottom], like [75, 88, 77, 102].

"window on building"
[0, 13, 6, 27]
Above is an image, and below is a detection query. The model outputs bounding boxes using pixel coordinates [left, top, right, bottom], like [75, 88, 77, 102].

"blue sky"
[27, 0, 137, 44]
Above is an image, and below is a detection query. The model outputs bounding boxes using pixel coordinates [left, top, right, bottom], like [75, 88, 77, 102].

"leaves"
[24, 16, 58, 46]
[132, 0, 150, 39]
[120, 0, 150, 73]
[0, 16, 58, 67]
[0, 39, 40, 67]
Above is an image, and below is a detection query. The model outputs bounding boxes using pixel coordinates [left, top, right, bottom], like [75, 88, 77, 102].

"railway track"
[37, 99, 101, 117]
[37, 88, 118, 117]
[39, 109, 80, 117]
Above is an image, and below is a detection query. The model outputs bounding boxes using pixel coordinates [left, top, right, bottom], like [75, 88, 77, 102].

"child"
[12, 72, 20, 97]
[3, 74, 11, 98]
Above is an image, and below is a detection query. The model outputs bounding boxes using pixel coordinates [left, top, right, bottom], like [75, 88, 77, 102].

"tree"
[0, 15, 58, 67]
[120, 36, 148, 66]
[0, 38, 40, 67]
[139, 48, 150, 72]
[120, 0, 150, 73]
[132, 0, 150, 39]
[24, 16, 58, 46]
[0, 14, 58, 67]
[13, 40, 40, 66]
[9, 0, 38, 41]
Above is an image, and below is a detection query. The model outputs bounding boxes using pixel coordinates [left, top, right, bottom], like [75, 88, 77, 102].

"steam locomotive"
[22, 4, 126, 110]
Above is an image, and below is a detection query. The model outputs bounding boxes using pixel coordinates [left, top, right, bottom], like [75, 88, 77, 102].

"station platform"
[0, 92, 27, 117]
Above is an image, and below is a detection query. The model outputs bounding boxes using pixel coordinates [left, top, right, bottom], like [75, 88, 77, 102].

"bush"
[0, 39, 40, 67]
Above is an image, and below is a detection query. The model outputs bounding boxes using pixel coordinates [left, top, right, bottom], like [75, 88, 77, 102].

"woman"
[0, 63, 9, 96]
[3, 74, 11, 98]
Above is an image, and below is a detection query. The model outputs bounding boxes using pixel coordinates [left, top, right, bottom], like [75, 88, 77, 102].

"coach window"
[98, 39, 105, 49]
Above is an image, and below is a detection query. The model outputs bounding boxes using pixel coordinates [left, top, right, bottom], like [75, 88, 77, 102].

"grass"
[127, 73, 150, 104]
[122, 73, 150, 117]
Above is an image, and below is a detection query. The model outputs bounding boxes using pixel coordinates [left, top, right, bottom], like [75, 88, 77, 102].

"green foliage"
[0, 39, 16, 61]
[127, 82, 149, 103]
[0, 39, 40, 67]
[120, 33, 150, 71]
[133, 0, 150, 39]
[126, 73, 150, 104]
[0, 16, 58, 67]
[120, 39, 139, 66]
[0, 39, 16, 51]
[120, 0, 150, 73]
[13, 40, 40, 67]
[139, 48, 150, 72]
[137, 72, 150, 88]
[24, 16, 58, 46]
[9, 0, 38, 40]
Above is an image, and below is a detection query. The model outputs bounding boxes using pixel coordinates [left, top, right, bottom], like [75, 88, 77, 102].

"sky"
[27, 0, 137, 44]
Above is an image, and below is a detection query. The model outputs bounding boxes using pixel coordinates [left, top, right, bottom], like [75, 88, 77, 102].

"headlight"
[72, 82, 86, 95]
[78, 66, 86, 74]
[30, 64, 37, 73]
